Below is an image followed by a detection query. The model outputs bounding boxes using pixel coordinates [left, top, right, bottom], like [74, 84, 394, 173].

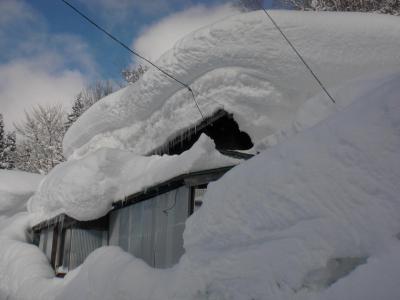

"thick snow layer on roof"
[28, 135, 238, 222]
[0, 170, 43, 226]
[63, 10, 400, 158]
[55, 70, 400, 300]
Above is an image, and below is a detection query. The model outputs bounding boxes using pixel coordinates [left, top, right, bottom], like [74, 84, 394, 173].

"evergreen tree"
[65, 81, 114, 131]
[3, 132, 16, 169]
[0, 114, 5, 169]
[0, 114, 16, 170]
[65, 93, 85, 130]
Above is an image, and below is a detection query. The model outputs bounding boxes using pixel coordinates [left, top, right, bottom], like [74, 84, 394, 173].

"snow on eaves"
[63, 10, 400, 158]
[28, 135, 239, 222]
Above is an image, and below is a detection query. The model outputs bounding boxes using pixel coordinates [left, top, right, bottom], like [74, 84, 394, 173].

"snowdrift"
[63, 10, 400, 158]
[55, 70, 400, 300]
[0, 171, 54, 300]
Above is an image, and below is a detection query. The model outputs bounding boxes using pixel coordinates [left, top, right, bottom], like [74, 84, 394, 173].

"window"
[192, 186, 207, 213]
[109, 186, 190, 268]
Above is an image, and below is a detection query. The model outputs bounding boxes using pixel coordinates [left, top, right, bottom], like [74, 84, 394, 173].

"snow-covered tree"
[81, 80, 113, 108]
[3, 132, 16, 169]
[235, 0, 262, 11]
[121, 65, 148, 84]
[0, 114, 4, 150]
[15, 105, 66, 174]
[65, 93, 84, 130]
[0, 114, 6, 168]
[282, 0, 400, 14]
[65, 81, 114, 130]
[0, 114, 16, 170]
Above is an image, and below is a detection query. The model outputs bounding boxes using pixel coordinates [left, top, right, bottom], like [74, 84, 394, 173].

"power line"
[257, 1, 336, 104]
[61, 0, 204, 119]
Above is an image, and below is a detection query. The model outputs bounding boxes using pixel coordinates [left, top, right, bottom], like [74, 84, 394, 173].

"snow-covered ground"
[63, 10, 400, 159]
[1, 10, 400, 300]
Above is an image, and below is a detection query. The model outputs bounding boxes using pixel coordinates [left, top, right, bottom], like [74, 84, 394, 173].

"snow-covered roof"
[63, 10, 400, 159]
[28, 135, 238, 222]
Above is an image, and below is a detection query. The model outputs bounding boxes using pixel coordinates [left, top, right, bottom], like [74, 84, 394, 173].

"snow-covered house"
[32, 167, 231, 274]
[31, 109, 254, 275]
[24, 9, 400, 288]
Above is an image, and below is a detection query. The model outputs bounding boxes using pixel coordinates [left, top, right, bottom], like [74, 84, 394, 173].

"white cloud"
[0, 55, 86, 131]
[0, 0, 96, 130]
[0, 0, 38, 26]
[132, 4, 239, 63]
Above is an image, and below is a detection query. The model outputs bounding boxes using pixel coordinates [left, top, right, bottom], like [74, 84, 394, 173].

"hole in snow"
[148, 109, 253, 156]
[302, 257, 368, 290]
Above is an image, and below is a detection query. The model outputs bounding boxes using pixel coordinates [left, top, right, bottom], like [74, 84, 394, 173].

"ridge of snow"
[63, 11, 400, 158]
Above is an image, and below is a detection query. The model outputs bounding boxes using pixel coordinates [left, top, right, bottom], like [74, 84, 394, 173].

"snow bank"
[55, 71, 400, 300]
[0, 171, 59, 300]
[28, 135, 238, 222]
[274, 69, 400, 144]
[181, 71, 400, 299]
[0, 213, 62, 300]
[63, 11, 400, 158]
[0, 170, 43, 226]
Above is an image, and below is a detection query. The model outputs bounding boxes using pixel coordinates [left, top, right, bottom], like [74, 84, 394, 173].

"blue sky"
[0, 0, 275, 129]
[30, 0, 229, 79]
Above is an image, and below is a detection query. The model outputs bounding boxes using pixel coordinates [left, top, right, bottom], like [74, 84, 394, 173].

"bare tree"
[121, 64, 148, 85]
[15, 105, 66, 174]
[282, 0, 400, 14]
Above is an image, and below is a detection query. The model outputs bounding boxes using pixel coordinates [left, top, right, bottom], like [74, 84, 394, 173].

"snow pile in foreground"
[63, 10, 400, 158]
[55, 72, 400, 300]
[28, 135, 238, 222]
[0, 214, 62, 300]
[0, 171, 58, 300]
[0, 170, 43, 225]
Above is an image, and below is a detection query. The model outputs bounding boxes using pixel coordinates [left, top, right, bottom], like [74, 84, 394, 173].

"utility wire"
[257, 1, 336, 104]
[61, 0, 204, 118]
